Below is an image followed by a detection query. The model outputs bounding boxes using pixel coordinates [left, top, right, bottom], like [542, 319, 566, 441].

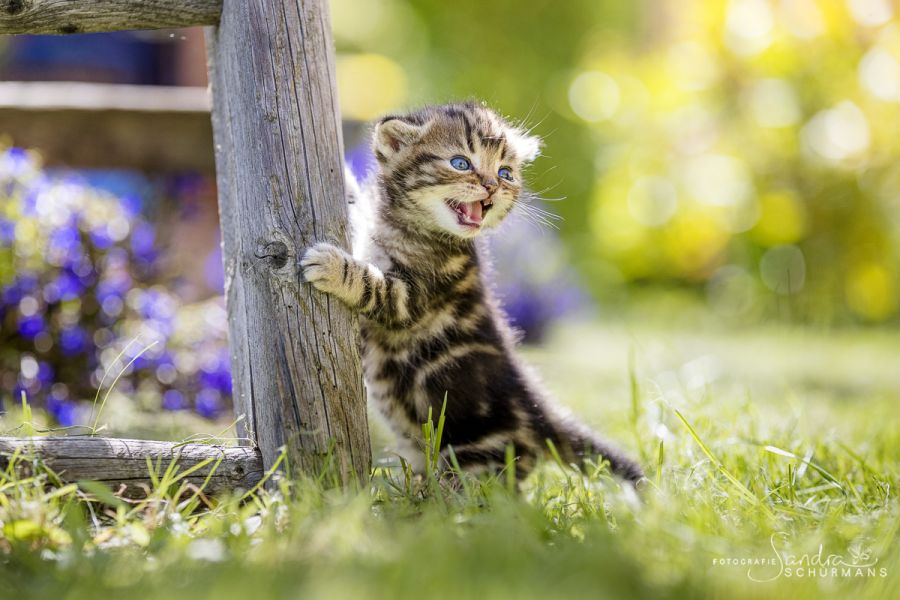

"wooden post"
[0, 0, 372, 488]
[205, 0, 370, 483]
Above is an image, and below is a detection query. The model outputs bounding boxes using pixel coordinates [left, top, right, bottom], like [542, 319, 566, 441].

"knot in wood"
[255, 240, 289, 269]
[5, 0, 26, 16]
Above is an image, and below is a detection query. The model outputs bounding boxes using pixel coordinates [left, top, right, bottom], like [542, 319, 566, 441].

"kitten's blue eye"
[450, 156, 471, 171]
[498, 167, 514, 181]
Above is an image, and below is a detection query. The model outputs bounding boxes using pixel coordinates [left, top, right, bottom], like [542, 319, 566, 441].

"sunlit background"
[331, 0, 900, 326]
[1, 0, 899, 428]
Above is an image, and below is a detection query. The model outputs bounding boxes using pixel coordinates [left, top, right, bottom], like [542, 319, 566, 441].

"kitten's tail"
[553, 420, 644, 484]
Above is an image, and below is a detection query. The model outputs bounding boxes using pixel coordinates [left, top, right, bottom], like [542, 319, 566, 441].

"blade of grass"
[238, 446, 287, 502]
[674, 409, 773, 518]
[655, 439, 664, 488]
[20, 391, 34, 437]
[505, 443, 517, 493]
[763, 445, 844, 491]
[90, 339, 159, 435]
[628, 348, 648, 464]
[77, 480, 126, 509]
[88, 336, 140, 426]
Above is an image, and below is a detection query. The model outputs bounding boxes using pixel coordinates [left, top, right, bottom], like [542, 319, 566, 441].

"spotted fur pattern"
[301, 102, 643, 482]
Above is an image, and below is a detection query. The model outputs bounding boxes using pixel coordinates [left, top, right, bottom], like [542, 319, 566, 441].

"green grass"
[1, 323, 898, 600]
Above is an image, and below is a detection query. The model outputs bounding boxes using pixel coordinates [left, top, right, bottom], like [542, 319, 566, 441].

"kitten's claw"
[301, 242, 349, 294]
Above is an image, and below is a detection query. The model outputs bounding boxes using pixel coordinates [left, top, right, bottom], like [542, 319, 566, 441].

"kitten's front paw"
[301, 242, 349, 295]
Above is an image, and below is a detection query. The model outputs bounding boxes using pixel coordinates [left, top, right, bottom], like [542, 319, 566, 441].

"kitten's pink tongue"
[458, 201, 483, 225]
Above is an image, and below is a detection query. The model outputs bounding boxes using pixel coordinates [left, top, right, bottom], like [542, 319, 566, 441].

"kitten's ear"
[373, 117, 427, 159]
[507, 129, 542, 164]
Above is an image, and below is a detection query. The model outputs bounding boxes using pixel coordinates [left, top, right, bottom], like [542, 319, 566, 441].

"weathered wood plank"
[0, 81, 211, 113]
[0, 82, 368, 173]
[0, 437, 263, 498]
[0, 0, 221, 34]
[0, 82, 214, 172]
[205, 0, 371, 484]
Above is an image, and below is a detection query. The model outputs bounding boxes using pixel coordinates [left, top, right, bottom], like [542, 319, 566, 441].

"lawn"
[1, 322, 897, 600]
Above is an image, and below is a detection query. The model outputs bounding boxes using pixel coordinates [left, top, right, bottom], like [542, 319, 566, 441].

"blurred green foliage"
[331, 0, 900, 325]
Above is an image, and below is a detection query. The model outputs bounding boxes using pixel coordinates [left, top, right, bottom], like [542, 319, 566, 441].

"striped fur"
[301, 102, 643, 483]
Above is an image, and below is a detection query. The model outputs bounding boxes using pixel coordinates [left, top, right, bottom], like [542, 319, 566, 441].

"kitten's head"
[372, 102, 540, 240]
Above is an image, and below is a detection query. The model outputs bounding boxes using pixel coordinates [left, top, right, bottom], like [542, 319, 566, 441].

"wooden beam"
[205, 1, 370, 484]
[0, 81, 211, 112]
[0, 82, 214, 172]
[0, 437, 264, 498]
[0, 81, 368, 173]
[0, 0, 221, 34]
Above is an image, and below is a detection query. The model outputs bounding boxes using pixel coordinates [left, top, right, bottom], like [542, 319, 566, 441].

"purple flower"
[2, 283, 22, 305]
[199, 353, 232, 395]
[48, 224, 81, 253]
[89, 227, 113, 249]
[17, 315, 46, 339]
[96, 272, 131, 304]
[2, 153, 234, 422]
[59, 326, 89, 355]
[16, 273, 39, 294]
[130, 222, 158, 263]
[204, 245, 224, 293]
[53, 270, 85, 301]
[195, 389, 222, 419]
[162, 389, 185, 411]
[66, 255, 95, 281]
[37, 361, 54, 385]
[0, 219, 14, 245]
[131, 354, 151, 371]
[347, 143, 376, 181]
[501, 284, 547, 343]
[11, 384, 28, 404]
[46, 395, 77, 427]
[0, 147, 32, 176]
[136, 290, 173, 322]
[21, 187, 40, 216]
[199, 370, 231, 395]
[118, 194, 143, 217]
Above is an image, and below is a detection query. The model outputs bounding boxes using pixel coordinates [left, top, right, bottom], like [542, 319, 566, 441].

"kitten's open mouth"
[448, 198, 492, 228]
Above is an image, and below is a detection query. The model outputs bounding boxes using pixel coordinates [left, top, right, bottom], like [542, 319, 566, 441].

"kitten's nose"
[481, 176, 499, 195]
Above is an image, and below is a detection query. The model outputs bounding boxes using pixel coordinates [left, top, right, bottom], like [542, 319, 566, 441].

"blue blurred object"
[16, 315, 46, 340]
[59, 327, 90, 356]
[4, 32, 164, 84]
[46, 394, 77, 427]
[162, 389, 185, 411]
[204, 241, 225, 293]
[194, 389, 222, 419]
[488, 218, 591, 343]
[346, 143, 377, 182]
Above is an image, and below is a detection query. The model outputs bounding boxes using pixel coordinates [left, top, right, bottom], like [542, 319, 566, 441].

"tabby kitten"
[301, 102, 643, 483]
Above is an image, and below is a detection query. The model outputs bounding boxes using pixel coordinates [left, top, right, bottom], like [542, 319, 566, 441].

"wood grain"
[0, 437, 263, 498]
[0, 0, 221, 34]
[205, 0, 371, 484]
